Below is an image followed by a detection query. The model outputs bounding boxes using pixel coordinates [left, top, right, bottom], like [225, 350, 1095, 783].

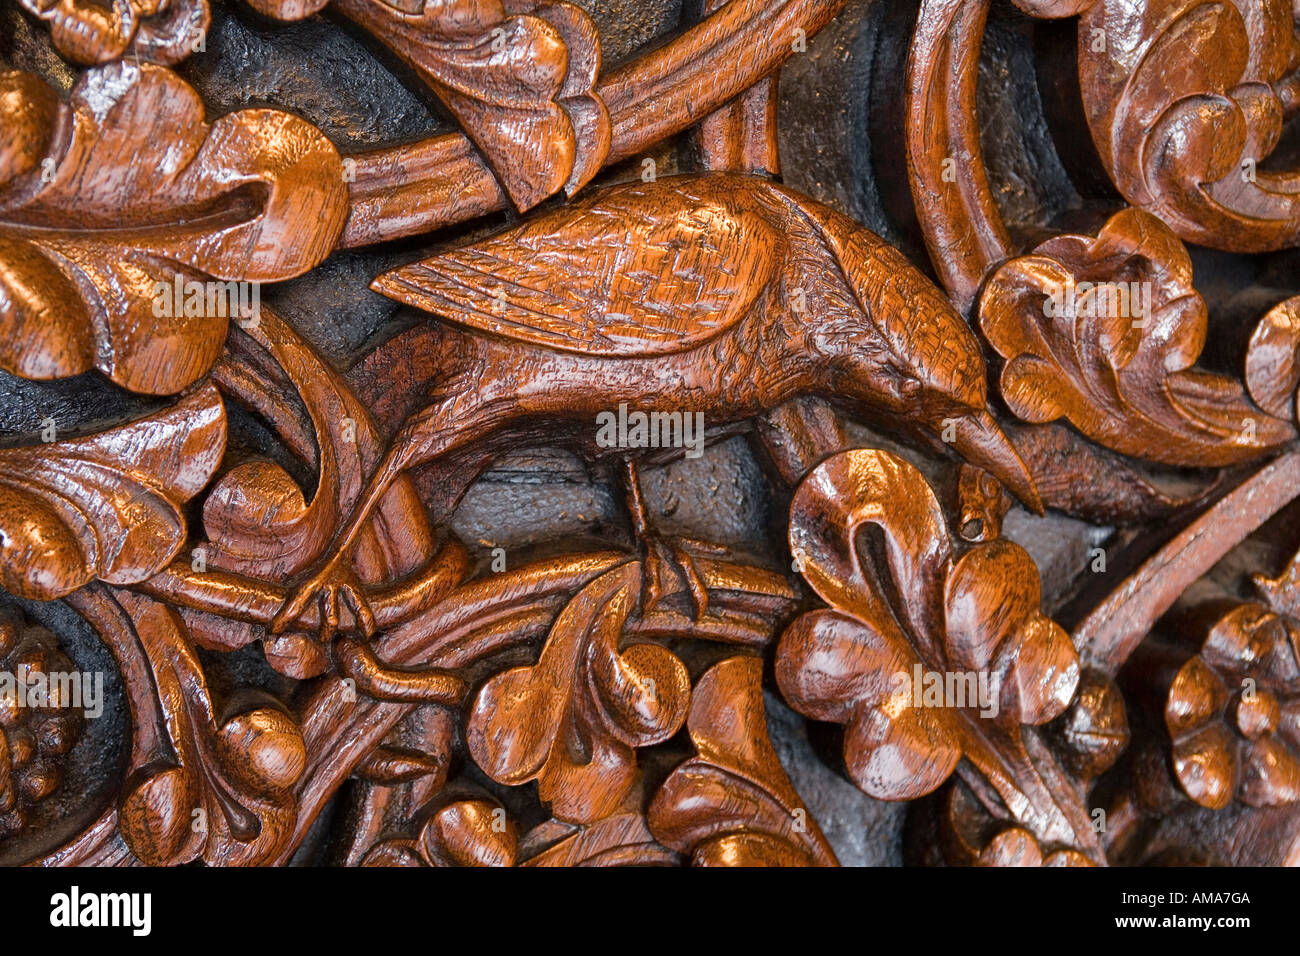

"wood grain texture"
[1074, 0, 1300, 252]
[339, 0, 847, 246]
[0, 386, 225, 600]
[0, 63, 346, 394]
[1075, 451, 1300, 674]
[649, 656, 837, 866]
[4, 0, 1300, 869]
[253, 0, 609, 212]
[17, 0, 210, 65]
[271, 172, 1041, 641]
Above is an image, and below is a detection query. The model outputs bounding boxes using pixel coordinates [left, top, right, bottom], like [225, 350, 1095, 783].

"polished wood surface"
[2, 0, 1300, 868]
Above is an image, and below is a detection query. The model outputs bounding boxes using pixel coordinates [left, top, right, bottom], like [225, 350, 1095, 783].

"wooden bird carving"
[273, 173, 1041, 638]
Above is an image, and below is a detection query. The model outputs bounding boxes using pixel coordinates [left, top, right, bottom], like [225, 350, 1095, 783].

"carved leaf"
[944, 540, 1080, 726]
[981, 208, 1295, 465]
[466, 561, 690, 823]
[777, 452, 965, 798]
[0, 383, 225, 601]
[69, 588, 306, 866]
[649, 656, 837, 866]
[776, 449, 1098, 856]
[1245, 295, 1300, 422]
[1074, 0, 1300, 251]
[253, 0, 610, 211]
[18, 0, 211, 65]
[337, 0, 845, 246]
[0, 63, 347, 395]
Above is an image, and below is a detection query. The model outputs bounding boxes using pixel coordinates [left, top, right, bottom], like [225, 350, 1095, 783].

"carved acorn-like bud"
[417, 800, 518, 868]
[0, 617, 84, 843]
[1047, 668, 1131, 780]
[217, 706, 307, 794]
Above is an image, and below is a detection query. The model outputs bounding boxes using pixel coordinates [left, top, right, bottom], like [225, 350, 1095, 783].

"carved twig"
[1074, 451, 1300, 674]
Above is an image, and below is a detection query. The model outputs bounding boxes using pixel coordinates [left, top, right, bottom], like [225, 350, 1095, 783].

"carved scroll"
[6, 0, 1300, 874]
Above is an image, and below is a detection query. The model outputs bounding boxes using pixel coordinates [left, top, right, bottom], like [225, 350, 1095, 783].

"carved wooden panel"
[3, 0, 1300, 879]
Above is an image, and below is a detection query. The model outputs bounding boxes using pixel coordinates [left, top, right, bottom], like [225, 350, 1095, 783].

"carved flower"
[1165, 603, 1300, 809]
[0, 385, 225, 601]
[776, 449, 1079, 801]
[980, 208, 1294, 465]
[101, 590, 308, 866]
[0, 63, 346, 395]
[0, 618, 82, 841]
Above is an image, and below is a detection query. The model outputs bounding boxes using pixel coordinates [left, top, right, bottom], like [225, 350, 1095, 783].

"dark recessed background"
[4, 0, 1299, 866]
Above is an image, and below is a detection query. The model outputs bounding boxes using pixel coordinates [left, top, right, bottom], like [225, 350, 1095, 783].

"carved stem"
[958, 723, 1105, 862]
[905, 0, 1015, 312]
[1074, 450, 1300, 675]
[340, 0, 845, 246]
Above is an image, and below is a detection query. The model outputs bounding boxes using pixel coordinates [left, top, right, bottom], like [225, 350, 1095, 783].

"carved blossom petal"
[0, 384, 225, 600]
[847, 701, 962, 801]
[945, 540, 1079, 726]
[776, 608, 961, 799]
[1170, 722, 1238, 810]
[1167, 655, 1230, 737]
[1202, 604, 1299, 685]
[1240, 736, 1300, 807]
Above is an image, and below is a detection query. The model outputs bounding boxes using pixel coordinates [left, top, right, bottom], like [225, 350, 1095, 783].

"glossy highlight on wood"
[2, 0, 1300, 870]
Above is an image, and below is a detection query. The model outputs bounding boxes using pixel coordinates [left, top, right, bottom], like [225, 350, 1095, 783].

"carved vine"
[3, 0, 1300, 870]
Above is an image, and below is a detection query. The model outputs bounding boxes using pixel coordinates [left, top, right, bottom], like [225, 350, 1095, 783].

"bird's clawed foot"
[272, 554, 377, 642]
[640, 534, 728, 620]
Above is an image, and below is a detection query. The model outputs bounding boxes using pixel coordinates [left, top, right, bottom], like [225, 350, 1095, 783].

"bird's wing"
[372, 182, 781, 356]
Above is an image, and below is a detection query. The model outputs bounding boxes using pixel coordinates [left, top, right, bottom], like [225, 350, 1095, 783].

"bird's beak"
[948, 410, 1045, 515]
